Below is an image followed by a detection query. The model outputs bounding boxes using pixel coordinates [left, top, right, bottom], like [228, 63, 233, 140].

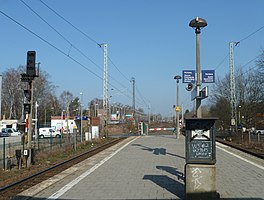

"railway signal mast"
[20, 51, 39, 167]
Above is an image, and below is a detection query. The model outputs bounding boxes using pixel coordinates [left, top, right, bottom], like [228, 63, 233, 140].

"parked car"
[0, 129, 10, 137]
[2, 128, 21, 136]
[38, 128, 61, 138]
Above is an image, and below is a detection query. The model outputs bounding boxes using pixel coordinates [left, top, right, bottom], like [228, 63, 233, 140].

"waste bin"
[185, 117, 218, 164]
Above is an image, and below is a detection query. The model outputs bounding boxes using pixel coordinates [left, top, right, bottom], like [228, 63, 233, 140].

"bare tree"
[59, 91, 74, 118]
[1, 66, 58, 124]
[209, 49, 264, 129]
[2, 67, 24, 119]
[33, 69, 58, 124]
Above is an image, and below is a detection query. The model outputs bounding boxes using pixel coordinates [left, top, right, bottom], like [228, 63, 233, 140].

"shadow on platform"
[143, 174, 185, 199]
[156, 165, 185, 181]
[132, 143, 185, 159]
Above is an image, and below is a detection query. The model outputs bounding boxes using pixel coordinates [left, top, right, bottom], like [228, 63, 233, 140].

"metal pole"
[50, 131, 52, 151]
[148, 103, 151, 125]
[27, 80, 34, 167]
[238, 110, 241, 125]
[67, 102, 69, 134]
[73, 129, 77, 151]
[174, 106, 176, 125]
[131, 77, 136, 121]
[181, 103, 184, 125]
[176, 79, 180, 138]
[3, 138, 5, 170]
[44, 109, 46, 127]
[229, 42, 238, 133]
[80, 92, 83, 142]
[102, 44, 109, 137]
[174, 75, 181, 137]
[35, 101, 38, 141]
[94, 103, 96, 117]
[195, 27, 202, 118]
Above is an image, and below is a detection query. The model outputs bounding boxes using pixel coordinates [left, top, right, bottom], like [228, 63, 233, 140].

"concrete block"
[185, 164, 218, 200]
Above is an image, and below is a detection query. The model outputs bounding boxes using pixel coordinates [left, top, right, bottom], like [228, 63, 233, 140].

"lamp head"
[189, 17, 207, 29]
[174, 75, 182, 80]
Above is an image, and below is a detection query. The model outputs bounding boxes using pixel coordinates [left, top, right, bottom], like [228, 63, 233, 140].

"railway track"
[0, 137, 125, 200]
[216, 138, 264, 159]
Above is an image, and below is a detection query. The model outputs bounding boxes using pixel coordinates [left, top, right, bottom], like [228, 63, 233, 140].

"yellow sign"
[175, 106, 181, 112]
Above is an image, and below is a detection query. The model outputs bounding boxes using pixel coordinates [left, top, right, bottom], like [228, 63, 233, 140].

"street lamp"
[189, 17, 207, 118]
[80, 92, 83, 142]
[174, 75, 181, 139]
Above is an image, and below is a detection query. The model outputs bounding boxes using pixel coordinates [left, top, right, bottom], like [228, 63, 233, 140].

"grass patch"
[0, 137, 114, 188]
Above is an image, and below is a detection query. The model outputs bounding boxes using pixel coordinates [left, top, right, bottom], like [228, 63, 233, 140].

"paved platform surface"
[16, 134, 264, 200]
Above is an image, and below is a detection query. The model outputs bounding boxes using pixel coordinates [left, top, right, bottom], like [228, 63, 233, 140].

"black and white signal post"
[21, 51, 39, 168]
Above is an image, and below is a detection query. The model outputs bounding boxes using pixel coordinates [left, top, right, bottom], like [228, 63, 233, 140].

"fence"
[0, 131, 85, 170]
[216, 130, 264, 147]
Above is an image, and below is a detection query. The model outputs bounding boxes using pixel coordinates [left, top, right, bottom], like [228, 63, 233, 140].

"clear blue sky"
[1, 0, 264, 117]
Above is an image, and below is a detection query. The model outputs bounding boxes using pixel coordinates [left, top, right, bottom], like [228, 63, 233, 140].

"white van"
[39, 128, 61, 138]
[2, 128, 21, 136]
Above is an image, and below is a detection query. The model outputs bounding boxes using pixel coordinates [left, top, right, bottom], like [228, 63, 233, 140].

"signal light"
[24, 103, 31, 114]
[26, 51, 36, 76]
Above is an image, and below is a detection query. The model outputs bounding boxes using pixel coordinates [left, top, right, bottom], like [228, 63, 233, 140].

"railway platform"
[15, 134, 264, 200]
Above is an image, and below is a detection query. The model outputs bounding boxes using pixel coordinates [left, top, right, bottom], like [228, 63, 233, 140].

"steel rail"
[216, 138, 264, 159]
[0, 137, 124, 193]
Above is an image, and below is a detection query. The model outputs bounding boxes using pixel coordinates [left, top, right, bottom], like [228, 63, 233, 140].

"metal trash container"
[185, 117, 218, 164]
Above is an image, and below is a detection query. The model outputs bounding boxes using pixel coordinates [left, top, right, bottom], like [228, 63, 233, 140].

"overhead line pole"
[229, 42, 239, 133]
[131, 77, 135, 118]
[101, 43, 108, 137]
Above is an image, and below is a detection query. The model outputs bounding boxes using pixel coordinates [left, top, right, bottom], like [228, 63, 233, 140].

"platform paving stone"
[61, 135, 186, 200]
[17, 134, 264, 200]
[216, 143, 264, 199]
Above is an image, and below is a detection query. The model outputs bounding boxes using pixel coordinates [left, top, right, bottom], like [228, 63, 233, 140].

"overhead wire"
[39, 0, 100, 46]
[38, 0, 142, 104]
[238, 25, 264, 43]
[234, 54, 261, 80]
[214, 53, 229, 71]
[38, 0, 151, 111]
[231, 26, 264, 77]
[0, 10, 101, 80]
[39, 0, 132, 84]
[213, 54, 261, 97]
[0, 9, 132, 101]
[20, 0, 130, 92]
[108, 56, 131, 82]
[136, 87, 149, 107]
[39, 0, 152, 109]
[213, 25, 264, 73]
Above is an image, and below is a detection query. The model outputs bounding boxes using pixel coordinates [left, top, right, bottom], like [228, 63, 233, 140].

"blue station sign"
[182, 70, 195, 83]
[202, 70, 215, 83]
